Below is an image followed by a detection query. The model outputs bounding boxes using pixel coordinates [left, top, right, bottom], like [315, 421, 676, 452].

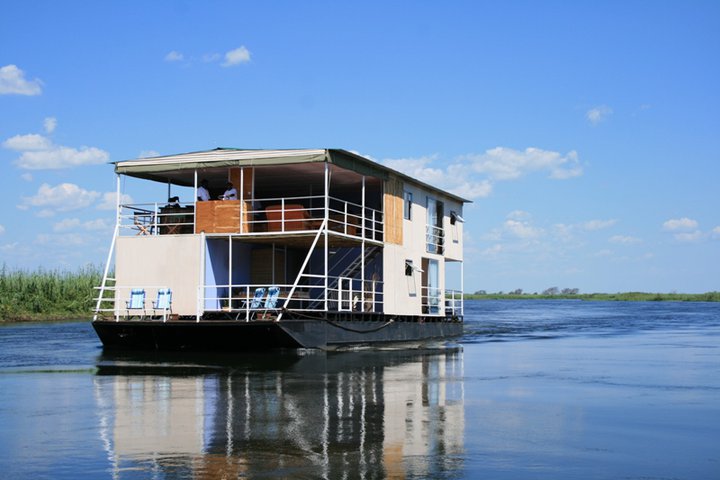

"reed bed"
[0, 264, 103, 321]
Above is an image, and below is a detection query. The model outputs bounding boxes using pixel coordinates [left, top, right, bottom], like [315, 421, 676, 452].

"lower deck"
[93, 313, 463, 351]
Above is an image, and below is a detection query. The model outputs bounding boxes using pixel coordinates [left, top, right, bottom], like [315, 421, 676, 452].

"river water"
[0, 300, 718, 479]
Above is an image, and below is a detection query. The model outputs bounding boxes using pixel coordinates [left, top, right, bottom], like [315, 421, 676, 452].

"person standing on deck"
[197, 179, 210, 201]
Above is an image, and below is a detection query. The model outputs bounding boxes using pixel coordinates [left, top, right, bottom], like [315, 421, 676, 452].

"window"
[404, 191, 412, 220]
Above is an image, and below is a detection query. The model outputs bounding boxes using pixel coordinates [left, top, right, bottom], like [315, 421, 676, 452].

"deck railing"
[93, 285, 174, 321]
[117, 196, 383, 242]
[199, 278, 385, 321]
[421, 287, 463, 316]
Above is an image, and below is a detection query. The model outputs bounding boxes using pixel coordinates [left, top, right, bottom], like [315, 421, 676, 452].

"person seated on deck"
[220, 182, 237, 200]
[166, 196, 180, 207]
[197, 179, 210, 201]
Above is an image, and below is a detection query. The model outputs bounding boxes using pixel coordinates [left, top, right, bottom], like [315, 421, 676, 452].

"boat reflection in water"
[94, 348, 464, 479]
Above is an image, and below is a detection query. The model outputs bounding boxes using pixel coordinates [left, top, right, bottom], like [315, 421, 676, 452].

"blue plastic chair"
[153, 288, 172, 321]
[248, 287, 266, 309]
[261, 286, 280, 319]
[237, 287, 266, 321]
[126, 288, 146, 319]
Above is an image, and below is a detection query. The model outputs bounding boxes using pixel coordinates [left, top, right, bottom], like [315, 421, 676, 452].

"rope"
[281, 308, 395, 334]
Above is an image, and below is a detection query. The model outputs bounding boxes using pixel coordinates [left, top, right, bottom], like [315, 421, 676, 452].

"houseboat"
[92, 148, 468, 350]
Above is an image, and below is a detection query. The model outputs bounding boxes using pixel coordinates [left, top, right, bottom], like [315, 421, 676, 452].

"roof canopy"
[114, 148, 469, 203]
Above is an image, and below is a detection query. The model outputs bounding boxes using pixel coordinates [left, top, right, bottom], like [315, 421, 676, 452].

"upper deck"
[120, 194, 384, 248]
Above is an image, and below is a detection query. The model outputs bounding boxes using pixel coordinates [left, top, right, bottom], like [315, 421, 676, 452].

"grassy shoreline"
[0, 265, 102, 323]
[1, 266, 717, 323]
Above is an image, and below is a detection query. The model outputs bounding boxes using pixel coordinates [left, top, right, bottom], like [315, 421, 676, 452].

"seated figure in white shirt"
[221, 182, 237, 200]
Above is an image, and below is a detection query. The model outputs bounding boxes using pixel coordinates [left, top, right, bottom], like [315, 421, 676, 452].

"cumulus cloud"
[19, 183, 101, 212]
[3, 133, 52, 151]
[673, 230, 703, 242]
[97, 191, 134, 210]
[222, 46, 251, 66]
[583, 219, 617, 231]
[43, 117, 57, 134]
[462, 147, 582, 180]
[609, 235, 642, 244]
[382, 146, 581, 200]
[586, 105, 613, 125]
[662, 217, 698, 231]
[504, 219, 543, 239]
[164, 50, 184, 62]
[0, 64, 43, 95]
[3, 130, 108, 169]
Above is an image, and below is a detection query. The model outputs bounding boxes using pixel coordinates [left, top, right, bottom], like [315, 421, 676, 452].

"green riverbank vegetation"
[0, 264, 103, 322]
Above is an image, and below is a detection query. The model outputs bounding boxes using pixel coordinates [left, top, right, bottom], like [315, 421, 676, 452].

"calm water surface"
[0, 300, 719, 479]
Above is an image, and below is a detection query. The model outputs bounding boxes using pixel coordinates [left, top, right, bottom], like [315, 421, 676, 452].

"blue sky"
[1, 1, 718, 293]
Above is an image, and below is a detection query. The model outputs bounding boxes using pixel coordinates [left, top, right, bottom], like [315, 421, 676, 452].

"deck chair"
[261, 286, 280, 319]
[236, 287, 265, 320]
[152, 288, 172, 321]
[126, 288, 146, 319]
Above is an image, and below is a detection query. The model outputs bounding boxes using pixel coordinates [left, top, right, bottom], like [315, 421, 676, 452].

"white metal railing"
[93, 285, 174, 321]
[444, 289, 464, 316]
[199, 278, 385, 321]
[119, 202, 195, 236]
[117, 196, 383, 241]
[421, 287, 463, 316]
[426, 225, 444, 254]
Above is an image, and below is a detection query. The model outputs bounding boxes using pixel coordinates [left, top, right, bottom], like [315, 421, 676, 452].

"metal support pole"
[324, 162, 330, 311]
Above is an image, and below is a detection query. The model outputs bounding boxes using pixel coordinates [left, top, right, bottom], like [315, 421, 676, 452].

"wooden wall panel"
[384, 176, 404, 245]
[195, 200, 241, 234]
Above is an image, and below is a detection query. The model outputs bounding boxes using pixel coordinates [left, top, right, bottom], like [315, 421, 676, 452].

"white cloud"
[19, 183, 101, 212]
[586, 105, 612, 125]
[504, 219, 543, 239]
[3, 131, 109, 169]
[673, 231, 703, 243]
[583, 219, 617, 231]
[35, 233, 89, 247]
[0, 242, 19, 253]
[0, 224, 5, 235]
[463, 147, 582, 180]
[507, 210, 531, 220]
[662, 217, 698, 231]
[383, 155, 493, 199]
[609, 235, 642, 245]
[3, 133, 52, 151]
[0, 64, 43, 95]
[43, 117, 57, 134]
[222, 46, 251, 66]
[54, 217, 111, 232]
[97, 192, 133, 210]
[21, 173, 33, 181]
[164, 50, 184, 62]
[712, 226, 720, 240]
[382, 147, 582, 200]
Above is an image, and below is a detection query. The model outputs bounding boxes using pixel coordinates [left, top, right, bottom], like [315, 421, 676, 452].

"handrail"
[116, 195, 383, 241]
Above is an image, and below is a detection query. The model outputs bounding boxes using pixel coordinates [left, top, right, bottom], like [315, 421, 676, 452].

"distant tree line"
[473, 287, 580, 296]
